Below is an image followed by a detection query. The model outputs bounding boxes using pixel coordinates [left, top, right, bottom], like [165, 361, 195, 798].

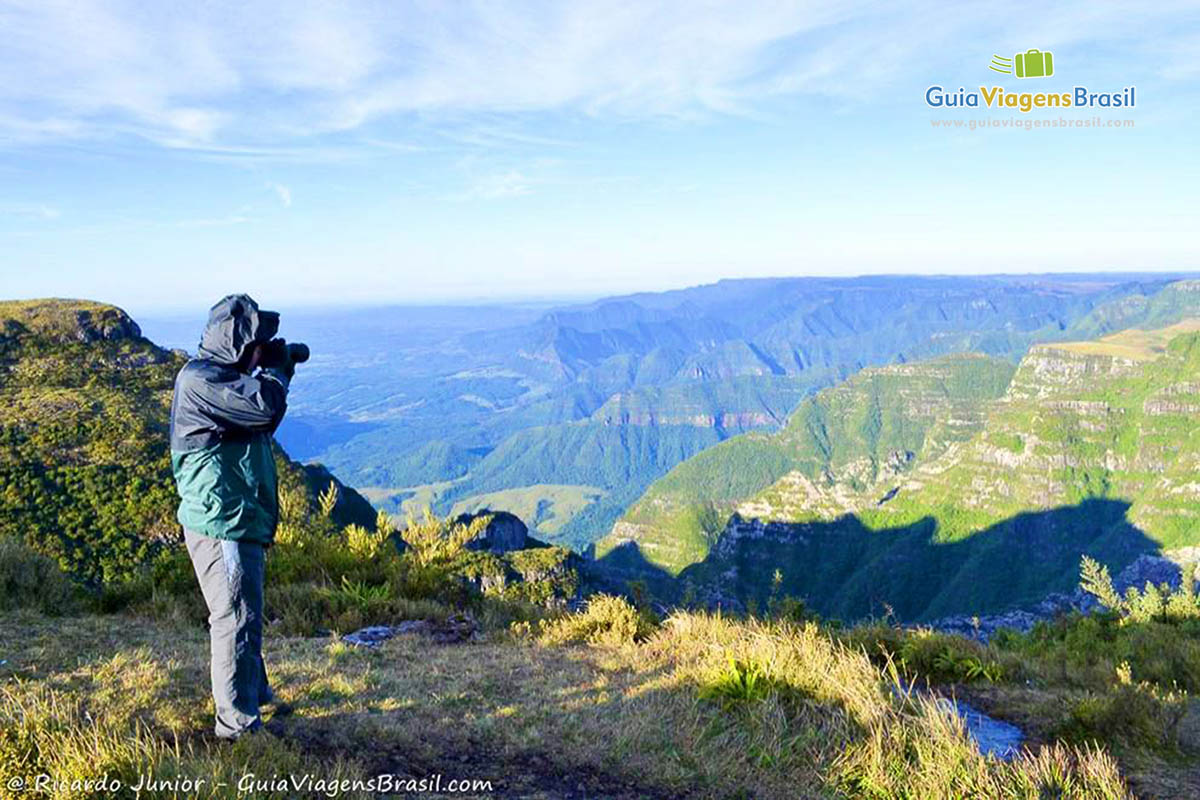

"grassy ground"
[0, 604, 1165, 800]
[1, 520, 1194, 798]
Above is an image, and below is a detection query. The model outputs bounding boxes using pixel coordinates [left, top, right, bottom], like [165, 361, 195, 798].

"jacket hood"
[197, 294, 280, 366]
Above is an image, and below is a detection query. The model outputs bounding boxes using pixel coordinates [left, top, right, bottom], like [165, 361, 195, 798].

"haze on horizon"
[1, 1, 1198, 313]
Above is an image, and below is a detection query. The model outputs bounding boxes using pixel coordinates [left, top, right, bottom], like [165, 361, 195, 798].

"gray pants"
[185, 529, 273, 739]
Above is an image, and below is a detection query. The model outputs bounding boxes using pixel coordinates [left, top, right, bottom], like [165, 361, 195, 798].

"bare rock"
[457, 510, 528, 553]
[72, 308, 141, 343]
[342, 613, 481, 647]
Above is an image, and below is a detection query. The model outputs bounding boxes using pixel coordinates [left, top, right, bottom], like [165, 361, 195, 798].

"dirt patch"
[272, 717, 681, 799]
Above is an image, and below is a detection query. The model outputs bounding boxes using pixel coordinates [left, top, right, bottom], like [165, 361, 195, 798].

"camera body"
[259, 338, 310, 368]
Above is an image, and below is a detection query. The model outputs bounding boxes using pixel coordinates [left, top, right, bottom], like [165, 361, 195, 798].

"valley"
[142, 273, 1200, 553]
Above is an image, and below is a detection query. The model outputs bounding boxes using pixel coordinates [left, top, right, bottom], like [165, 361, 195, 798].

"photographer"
[168, 293, 307, 740]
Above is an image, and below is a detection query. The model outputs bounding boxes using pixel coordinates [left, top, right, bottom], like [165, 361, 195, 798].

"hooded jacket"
[169, 294, 291, 545]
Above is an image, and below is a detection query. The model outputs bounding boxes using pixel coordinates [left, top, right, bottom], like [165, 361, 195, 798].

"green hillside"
[666, 323, 1200, 620]
[1070, 280, 1200, 338]
[599, 354, 1016, 575]
[450, 483, 606, 536]
[0, 299, 376, 585]
[861, 325, 1200, 550]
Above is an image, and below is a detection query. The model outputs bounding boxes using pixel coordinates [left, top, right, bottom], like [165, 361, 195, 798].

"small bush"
[899, 631, 1007, 684]
[395, 510, 488, 602]
[265, 581, 447, 636]
[503, 546, 578, 604]
[94, 549, 207, 625]
[344, 521, 390, 560]
[0, 536, 78, 614]
[845, 623, 1009, 684]
[765, 569, 820, 625]
[699, 656, 775, 708]
[1002, 612, 1200, 694]
[1055, 662, 1190, 751]
[539, 594, 656, 646]
[96, 570, 154, 613]
[1080, 555, 1200, 623]
[268, 521, 402, 589]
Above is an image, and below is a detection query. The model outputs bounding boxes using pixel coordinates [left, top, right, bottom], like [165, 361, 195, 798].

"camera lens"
[288, 343, 310, 363]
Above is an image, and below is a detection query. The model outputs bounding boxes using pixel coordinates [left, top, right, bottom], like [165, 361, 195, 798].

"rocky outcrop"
[457, 510, 529, 553]
[70, 307, 142, 343]
[0, 300, 142, 346]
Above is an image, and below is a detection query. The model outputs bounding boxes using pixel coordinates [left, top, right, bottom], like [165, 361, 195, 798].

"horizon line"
[9, 268, 1199, 319]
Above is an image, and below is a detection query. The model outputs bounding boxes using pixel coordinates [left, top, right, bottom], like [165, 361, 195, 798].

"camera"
[259, 338, 310, 368]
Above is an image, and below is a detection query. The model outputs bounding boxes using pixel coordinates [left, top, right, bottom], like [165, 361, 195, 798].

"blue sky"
[1, 1, 1198, 314]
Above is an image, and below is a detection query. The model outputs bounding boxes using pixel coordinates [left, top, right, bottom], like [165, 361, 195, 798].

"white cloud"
[174, 215, 250, 228]
[459, 170, 533, 201]
[0, 1, 1195, 152]
[0, 202, 60, 219]
[268, 182, 292, 207]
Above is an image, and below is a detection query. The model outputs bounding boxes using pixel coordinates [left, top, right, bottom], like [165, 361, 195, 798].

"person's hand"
[259, 338, 295, 379]
[280, 343, 297, 381]
[246, 343, 265, 373]
[276, 343, 296, 379]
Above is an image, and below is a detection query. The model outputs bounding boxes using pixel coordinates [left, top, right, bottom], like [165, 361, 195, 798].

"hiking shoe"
[263, 700, 295, 718]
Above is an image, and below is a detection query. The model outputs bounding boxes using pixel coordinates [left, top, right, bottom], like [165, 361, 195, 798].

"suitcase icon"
[1014, 49, 1053, 78]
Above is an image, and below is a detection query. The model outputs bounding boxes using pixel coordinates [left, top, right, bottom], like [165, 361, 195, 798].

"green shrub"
[0, 536, 78, 614]
[504, 545, 578, 603]
[844, 623, 1009, 684]
[1056, 662, 1190, 750]
[699, 656, 775, 708]
[539, 594, 657, 646]
[268, 518, 402, 589]
[765, 570, 820, 625]
[85, 505, 572, 636]
[898, 632, 1007, 684]
[1080, 555, 1200, 623]
[999, 611, 1200, 698]
[395, 510, 488, 602]
[116, 548, 207, 625]
[266, 581, 448, 636]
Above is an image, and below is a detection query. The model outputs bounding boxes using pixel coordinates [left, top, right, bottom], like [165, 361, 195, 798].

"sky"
[0, 1, 1198, 314]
